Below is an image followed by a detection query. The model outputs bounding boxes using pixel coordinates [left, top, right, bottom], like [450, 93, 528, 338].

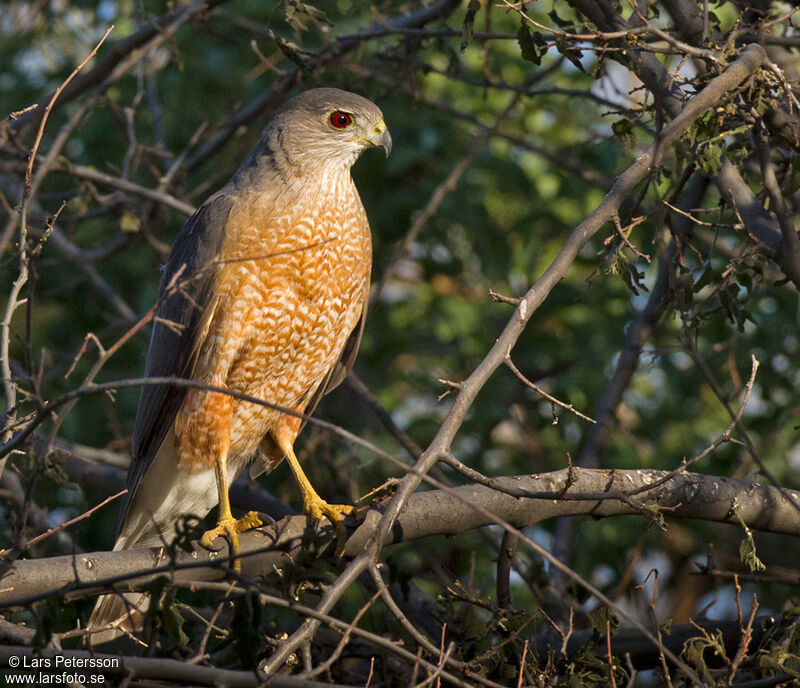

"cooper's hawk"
[89, 88, 390, 641]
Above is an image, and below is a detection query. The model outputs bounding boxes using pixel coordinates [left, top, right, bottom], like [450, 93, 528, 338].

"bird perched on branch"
[89, 88, 391, 642]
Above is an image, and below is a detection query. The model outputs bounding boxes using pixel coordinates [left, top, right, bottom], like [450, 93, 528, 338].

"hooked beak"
[369, 120, 392, 157]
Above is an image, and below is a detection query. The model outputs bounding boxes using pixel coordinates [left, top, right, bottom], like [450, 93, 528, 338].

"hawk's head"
[267, 88, 391, 171]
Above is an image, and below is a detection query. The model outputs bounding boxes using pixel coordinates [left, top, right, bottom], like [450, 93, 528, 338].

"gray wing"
[119, 191, 234, 527]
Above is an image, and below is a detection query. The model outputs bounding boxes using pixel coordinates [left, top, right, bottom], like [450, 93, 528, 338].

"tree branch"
[2, 469, 797, 606]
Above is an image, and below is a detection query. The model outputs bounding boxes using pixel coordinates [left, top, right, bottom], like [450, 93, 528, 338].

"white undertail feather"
[88, 430, 244, 645]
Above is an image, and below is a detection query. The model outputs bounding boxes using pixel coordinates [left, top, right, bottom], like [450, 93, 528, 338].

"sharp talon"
[201, 516, 236, 552]
[302, 496, 353, 555]
[200, 512, 262, 572]
[199, 532, 226, 552]
[306, 500, 353, 524]
[238, 510, 263, 531]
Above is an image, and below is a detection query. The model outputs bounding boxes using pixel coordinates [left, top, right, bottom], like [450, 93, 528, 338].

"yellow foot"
[304, 497, 353, 554]
[200, 510, 262, 572]
[305, 498, 353, 523]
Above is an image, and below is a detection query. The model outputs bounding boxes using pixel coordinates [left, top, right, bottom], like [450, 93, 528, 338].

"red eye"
[329, 111, 352, 129]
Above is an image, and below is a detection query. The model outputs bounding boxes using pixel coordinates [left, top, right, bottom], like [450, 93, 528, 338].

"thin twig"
[187, 580, 236, 664]
[1, 489, 127, 557]
[610, 214, 650, 262]
[516, 639, 528, 688]
[187, 583, 489, 688]
[300, 590, 381, 679]
[367, 563, 445, 663]
[0, 26, 114, 483]
[501, 1, 650, 41]
[505, 355, 596, 424]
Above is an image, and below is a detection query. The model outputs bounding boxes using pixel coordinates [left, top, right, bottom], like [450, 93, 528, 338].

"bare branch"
[3, 469, 799, 606]
[505, 355, 596, 424]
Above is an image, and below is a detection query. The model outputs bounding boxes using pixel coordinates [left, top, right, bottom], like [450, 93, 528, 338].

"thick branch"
[1, 469, 797, 606]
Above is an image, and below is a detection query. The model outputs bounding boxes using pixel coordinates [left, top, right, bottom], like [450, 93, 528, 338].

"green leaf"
[611, 118, 635, 146]
[284, 0, 332, 32]
[621, 264, 647, 296]
[120, 211, 141, 233]
[696, 143, 723, 175]
[732, 507, 767, 572]
[719, 287, 736, 323]
[739, 535, 766, 572]
[621, 268, 638, 295]
[159, 597, 189, 645]
[37, 449, 78, 489]
[517, 24, 541, 65]
[591, 607, 619, 635]
[461, 0, 481, 51]
[693, 266, 713, 291]
[548, 7, 573, 29]
[555, 35, 585, 72]
[682, 632, 724, 685]
[759, 647, 800, 677]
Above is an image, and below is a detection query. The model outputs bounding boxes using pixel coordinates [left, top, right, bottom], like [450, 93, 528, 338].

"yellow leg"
[279, 440, 352, 540]
[200, 449, 261, 572]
